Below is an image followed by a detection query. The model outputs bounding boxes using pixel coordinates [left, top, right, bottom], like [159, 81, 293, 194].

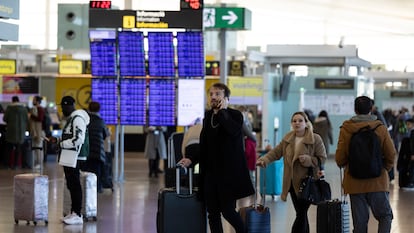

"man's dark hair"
[12, 96, 19, 102]
[34, 96, 42, 103]
[211, 83, 231, 98]
[88, 101, 101, 112]
[354, 96, 373, 114]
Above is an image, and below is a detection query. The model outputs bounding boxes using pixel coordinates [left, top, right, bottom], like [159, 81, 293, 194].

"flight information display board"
[177, 31, 204, 77]
[147, 32, 175, 77]
[118, 31, 146, 77]
[89, 30, 117, 77]
[120, 78, 147, 125]
[148, 79, 175, 126]
[91, 78, 118, 124]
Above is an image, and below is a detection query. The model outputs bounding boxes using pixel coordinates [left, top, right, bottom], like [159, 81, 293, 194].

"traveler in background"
[102, 126, 113, 191]
[313, 110, 333, 156]
[257, 111, 327, 233]
[238, 105, 257, 185]
[144, 126, 167, 178]
[3, 96, 29, 169]
[392, 107, 411, 151]
[198, 83, 254, 233]
[178, 118, 202, 169]
[335, 96, 396, 233]
[29, 96, 45, 169]
[371, 101, 396, 182]
[84, 101, 109, 193]
[397, 118, 414, 189]
[53, 96, 90, 225]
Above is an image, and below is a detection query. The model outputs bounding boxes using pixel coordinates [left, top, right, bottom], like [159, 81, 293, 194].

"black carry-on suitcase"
[317, 168, 350, 233]
[157, 167, 206, 233]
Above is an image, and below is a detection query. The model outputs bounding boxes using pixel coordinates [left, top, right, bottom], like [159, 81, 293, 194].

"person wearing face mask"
[256, 111, 327, 233]
[197, 83, 254, 233]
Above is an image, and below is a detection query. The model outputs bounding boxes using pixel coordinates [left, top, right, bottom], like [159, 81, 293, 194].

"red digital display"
[182, 0, 202, 10]
[89, 1, 111, 9]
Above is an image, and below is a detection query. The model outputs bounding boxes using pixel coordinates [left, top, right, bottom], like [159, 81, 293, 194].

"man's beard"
[210, 101, 219, 109]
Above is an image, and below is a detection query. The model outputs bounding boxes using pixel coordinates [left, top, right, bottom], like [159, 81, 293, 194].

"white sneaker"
[63, 213, 83, 225]
[61, 212, 75, 222]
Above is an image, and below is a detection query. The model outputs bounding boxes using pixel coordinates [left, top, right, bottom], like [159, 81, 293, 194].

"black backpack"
[348, 123, 383, 179]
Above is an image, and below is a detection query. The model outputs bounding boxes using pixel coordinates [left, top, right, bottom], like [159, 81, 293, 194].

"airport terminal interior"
[1, 0, 414, 233]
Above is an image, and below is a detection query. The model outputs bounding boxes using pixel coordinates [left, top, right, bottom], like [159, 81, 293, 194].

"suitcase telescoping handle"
[176, 165, 193, 195]
[254, 167, 266, 208]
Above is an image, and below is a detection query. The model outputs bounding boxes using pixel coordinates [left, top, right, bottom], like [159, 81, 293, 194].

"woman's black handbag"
[298, 166, 331, 205]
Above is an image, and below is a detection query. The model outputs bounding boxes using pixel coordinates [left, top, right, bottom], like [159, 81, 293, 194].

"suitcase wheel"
[14, 219, 18, 225]
[45, 220, 48, 225]
[33, 221, 37, 226]
[93, 216, 97, 221]
[26, 221, 30, 225]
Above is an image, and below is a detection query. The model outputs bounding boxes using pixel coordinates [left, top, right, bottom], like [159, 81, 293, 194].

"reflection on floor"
[0, 153, 413, 233]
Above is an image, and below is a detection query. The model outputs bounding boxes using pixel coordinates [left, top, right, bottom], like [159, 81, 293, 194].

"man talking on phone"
[197, 82, 254, 233]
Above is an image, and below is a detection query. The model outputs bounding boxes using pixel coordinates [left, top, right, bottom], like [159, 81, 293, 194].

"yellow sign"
[59, 60, 83, 74]
[56, 78, 91, 110]
[123, 15, 136, 29]
[0, 60, 16, 74]
[227, 77, 263, 97]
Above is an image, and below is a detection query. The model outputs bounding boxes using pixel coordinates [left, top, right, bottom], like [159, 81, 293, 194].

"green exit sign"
[204, 7, 251, 30]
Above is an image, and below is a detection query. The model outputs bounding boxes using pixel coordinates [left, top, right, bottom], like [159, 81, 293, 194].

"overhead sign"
[203, 7, 251, 30]
[315, 78, 354, 89]
[0, 59, 16, 74]
[0, 0, 19, 19]
[136, 9, 202, 29]
[205, 61, 220, 76]
[228, 60, 244, 76]
[90, 9, 202, 29]
[59, 60, 84, 75]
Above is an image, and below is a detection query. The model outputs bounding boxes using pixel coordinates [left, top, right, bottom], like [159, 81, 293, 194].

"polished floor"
[0, 153, 413, 233]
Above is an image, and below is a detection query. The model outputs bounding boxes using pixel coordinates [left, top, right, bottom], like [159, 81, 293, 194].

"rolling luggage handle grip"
[176, 165, 193, 195]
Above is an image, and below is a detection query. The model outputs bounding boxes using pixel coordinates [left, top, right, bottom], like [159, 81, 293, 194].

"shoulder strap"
[373, 123, 382, 131]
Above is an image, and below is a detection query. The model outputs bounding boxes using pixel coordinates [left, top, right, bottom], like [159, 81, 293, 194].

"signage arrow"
[222, 11, 238, 25]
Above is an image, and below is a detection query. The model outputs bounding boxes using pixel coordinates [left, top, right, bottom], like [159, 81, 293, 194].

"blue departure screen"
[90, 40, 117, 76]
[177, 31, 204, 77]
[91, 78, 118, 124]
[118, 31, 146, 77]
[120, 78, 147, 125]
[147, 32, 175, 77]
[148, 79, 175, 126]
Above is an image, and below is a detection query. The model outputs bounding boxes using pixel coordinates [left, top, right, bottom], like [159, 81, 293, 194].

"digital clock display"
[120, 78, 147, 125]
[147, 32, 175, 77]
[118, 31, 146, 77]
[177, 31, 204, 77]
[89, 1, 111, 9]
[91, 78, 118, 124]
[148, 79, 176, 126]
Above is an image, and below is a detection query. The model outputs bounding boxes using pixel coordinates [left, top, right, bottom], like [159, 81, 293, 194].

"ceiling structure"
[0, 0, 413, 72]
[207, 0, 414, 71]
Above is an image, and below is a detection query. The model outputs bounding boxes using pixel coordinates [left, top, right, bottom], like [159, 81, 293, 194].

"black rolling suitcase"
[317, 168, 350, 233]
[157, 167, 206, 233]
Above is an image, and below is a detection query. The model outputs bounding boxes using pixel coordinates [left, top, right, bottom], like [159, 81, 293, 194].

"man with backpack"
[335, 96, 396, 233]
[53, 96, 90, 225]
